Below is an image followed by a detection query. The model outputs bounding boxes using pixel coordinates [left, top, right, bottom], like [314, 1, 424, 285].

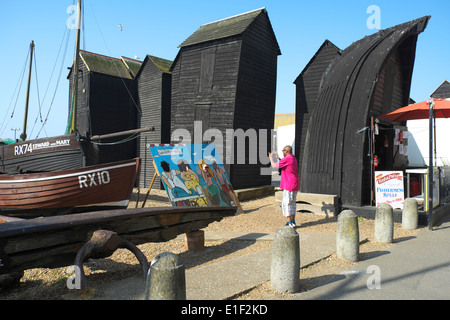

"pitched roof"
[79, 50, 139, 79]
[431, 80, 450, 99]
[293, 40, 341, 84]
[178, 7, 279, 53]
[135, 54, 173, 79]
[145, 55, 173, 73]
[121, 56, 143, 78]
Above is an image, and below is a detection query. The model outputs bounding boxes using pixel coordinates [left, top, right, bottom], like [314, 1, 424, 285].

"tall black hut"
[68, 50, 141, 165]
[294, 40, 341, 183]
[136, 55, 173, 188]
[301, 16, 430, 207]
[170, 8, 281, 189]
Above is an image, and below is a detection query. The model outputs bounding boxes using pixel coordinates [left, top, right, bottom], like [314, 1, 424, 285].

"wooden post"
[21, 40, 34, 142]
[184, 230, 205, 252]
[141, 172, 158, 208]
[141, 160, 160, 208]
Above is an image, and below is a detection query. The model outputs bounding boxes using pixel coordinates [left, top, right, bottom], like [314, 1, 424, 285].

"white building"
[408, 81, 450, 167]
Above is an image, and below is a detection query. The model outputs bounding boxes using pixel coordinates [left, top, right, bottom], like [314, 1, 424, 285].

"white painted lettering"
[78, 171, 110, 189]
[88, 173, 97, 187]
[101, 171, 110, 184]
[78, 175, 88, 188]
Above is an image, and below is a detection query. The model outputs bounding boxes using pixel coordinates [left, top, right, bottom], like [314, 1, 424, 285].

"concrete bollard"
[374, 203, 394, 243]
[336, 210, 359, 262]
[270, 226, 300, 293]
[144, 252, 186, 300]
[402, 198, 418, 230]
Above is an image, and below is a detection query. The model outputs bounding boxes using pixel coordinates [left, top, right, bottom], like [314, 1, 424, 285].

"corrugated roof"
[178, 8, 271, 48]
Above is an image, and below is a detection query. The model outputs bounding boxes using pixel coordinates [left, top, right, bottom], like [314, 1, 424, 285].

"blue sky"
[0, 0, 448, 140]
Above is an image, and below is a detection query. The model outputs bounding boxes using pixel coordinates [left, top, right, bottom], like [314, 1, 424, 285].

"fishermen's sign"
[375, 171, 404, 209]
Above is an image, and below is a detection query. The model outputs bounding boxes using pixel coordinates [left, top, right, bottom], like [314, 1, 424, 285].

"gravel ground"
[0, 189, 420, 300]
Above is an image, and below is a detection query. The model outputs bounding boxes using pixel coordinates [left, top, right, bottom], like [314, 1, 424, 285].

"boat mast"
[69, 0, 82, 134]
[21, 40, 35, 142]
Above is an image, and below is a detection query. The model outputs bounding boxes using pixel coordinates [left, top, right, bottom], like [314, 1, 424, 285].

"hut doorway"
[367, 122, 395, 206]
[374, 123, 394, 171]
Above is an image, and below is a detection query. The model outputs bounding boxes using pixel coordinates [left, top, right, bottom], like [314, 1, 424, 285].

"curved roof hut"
[301, 16, 430, 206]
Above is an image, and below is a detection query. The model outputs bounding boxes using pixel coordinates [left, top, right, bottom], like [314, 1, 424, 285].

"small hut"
[294, 40, 341, 182]
[68, 50, 142, 164]
[431, 80, 450, 99]
[170, 8, 281, 189]
[135, 55, 173, 188]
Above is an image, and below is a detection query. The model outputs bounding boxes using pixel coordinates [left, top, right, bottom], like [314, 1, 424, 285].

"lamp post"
[427, 98, 434, 230]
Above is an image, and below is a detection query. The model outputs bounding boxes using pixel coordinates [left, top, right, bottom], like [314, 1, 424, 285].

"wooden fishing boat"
[0, 18, 90, 174]
[0, 158, 140, 218]
[0, 134, 86, 172]
[1, 0, 148, 174]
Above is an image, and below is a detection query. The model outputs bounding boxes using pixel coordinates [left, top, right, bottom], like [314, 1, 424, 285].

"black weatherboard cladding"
[431, 80, 450, 99]
[136, 55, 173, 189]
[301, 16, 430, 206]
[171, 8, 280, 189]
[69, 51, 140, 165]
[294, 40, 342, 184]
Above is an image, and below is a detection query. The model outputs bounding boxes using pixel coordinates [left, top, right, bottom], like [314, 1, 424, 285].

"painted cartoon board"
[148, 144, 242, 212]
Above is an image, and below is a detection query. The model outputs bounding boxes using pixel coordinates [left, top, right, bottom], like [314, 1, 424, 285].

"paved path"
[83, 230, 336, 300]
[69, 214, 450, 300]
[293, 214, 450, 300]
[185, 231, 335, 300]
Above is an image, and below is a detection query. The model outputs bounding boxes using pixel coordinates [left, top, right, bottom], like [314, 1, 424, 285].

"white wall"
[407, 118, 450, 166]
[275, 124, 295, 157]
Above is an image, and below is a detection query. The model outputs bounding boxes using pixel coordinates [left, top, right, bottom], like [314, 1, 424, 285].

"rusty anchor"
[74, 230, 148, 290]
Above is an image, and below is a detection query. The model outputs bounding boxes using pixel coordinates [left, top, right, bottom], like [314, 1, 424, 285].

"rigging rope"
[87, 1, 142, 118]
[0, 48, 30, 138]
[34, 48, 42, 123]
[36, 24, 72, 139]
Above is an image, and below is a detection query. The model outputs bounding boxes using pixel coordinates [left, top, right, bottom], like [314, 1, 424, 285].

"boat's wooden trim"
[0, 158, 140, 215]
[0, 206, 236, 273]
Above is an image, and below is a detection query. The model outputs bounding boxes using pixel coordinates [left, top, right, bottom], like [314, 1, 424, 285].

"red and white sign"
[375, 171, 404, 209]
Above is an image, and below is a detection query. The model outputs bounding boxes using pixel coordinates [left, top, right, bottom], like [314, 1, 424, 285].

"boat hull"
[0, 134, 85, 172]
[0, 158, 140, 217]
